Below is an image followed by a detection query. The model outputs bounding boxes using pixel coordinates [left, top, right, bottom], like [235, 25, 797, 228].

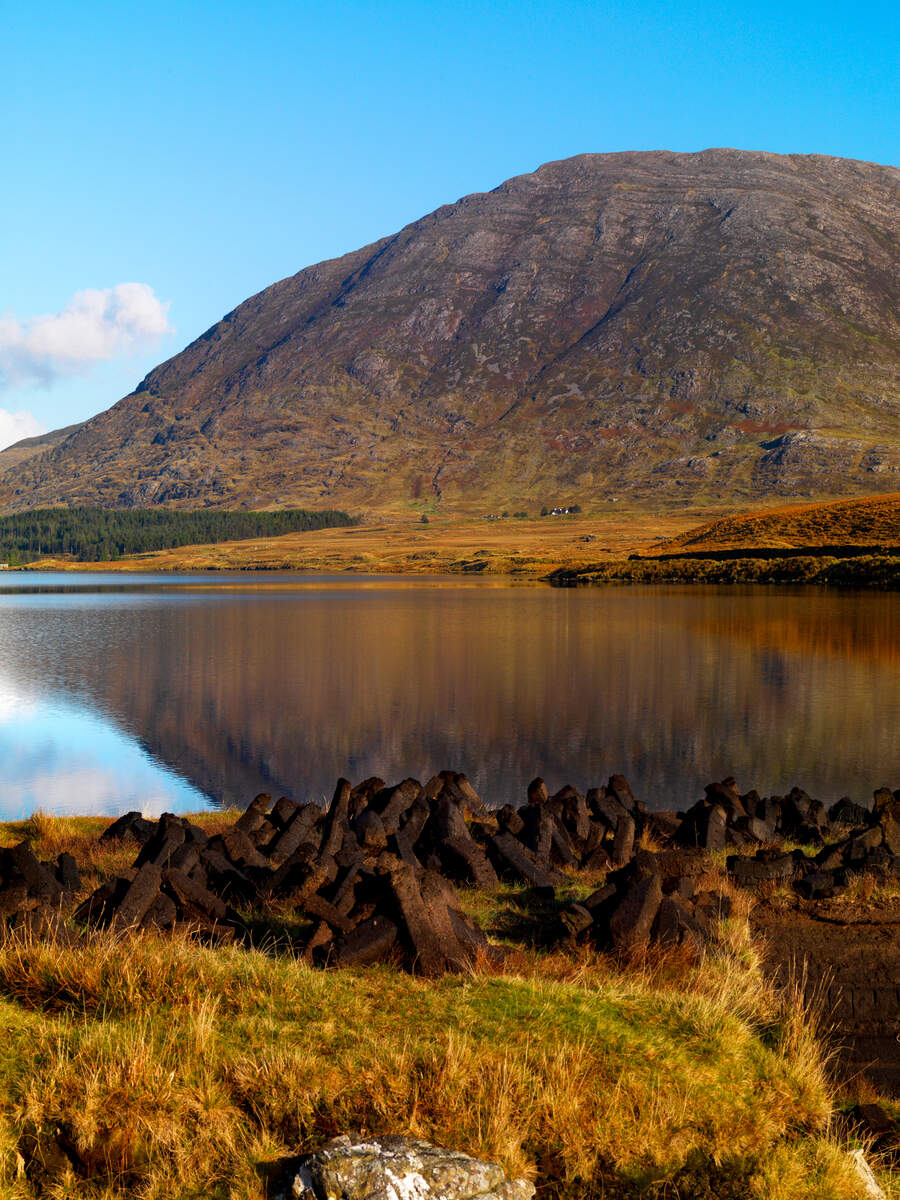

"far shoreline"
[2, 493, 897, 586]
[8, 550, 899, 589]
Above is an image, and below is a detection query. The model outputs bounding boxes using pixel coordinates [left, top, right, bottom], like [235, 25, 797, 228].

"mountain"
[1, 149, 897, 514]
[0, 423, 84, 472]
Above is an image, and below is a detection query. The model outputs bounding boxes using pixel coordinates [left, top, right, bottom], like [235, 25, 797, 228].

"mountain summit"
[2, 149, 898, 513]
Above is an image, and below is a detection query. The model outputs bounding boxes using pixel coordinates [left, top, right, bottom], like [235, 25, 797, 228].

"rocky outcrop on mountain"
[0, 149, 897, 513]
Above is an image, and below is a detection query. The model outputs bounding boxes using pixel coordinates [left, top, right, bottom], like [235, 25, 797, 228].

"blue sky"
[1, 0, 897, 448]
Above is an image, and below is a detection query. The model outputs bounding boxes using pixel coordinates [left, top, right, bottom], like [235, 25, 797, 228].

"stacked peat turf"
[728, 786, 900, 900]
[74, 774, 493, 975]
[0, 840, 80, 936]
[70, 769, 713, 964]
[7, 769, 900, 970]
[672, 778, 900, 899]
[553, 846, 729, 955]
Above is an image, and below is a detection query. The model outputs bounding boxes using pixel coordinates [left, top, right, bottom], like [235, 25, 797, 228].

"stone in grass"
[291, 1135, 534, 1200]
[848, 1148, 887, 1200]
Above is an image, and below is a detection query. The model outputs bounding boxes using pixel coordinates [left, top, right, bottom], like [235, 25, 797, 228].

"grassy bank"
[0, 926, 866, 1200]
[657, 494, 900, 556]
[0, 815, 893, 1199]
[550, 554, 900, 589]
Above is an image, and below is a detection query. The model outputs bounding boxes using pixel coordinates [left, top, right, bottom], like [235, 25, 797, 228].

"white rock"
[291, 1135, 534, 1200]
[848, 1149, 885, 1200]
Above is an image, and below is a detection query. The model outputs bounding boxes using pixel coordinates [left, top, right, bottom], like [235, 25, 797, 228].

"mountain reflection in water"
[0, 574, 897, 820]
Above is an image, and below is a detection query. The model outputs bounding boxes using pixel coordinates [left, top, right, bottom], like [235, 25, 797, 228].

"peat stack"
[6, 767, 899, 971]
[75, 773, 496, 975]
[0, 840, 80, 936]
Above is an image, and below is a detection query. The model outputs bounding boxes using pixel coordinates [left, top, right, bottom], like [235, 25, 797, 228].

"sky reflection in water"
[0, 573, 897, 821]
[0, 690, 207, 819]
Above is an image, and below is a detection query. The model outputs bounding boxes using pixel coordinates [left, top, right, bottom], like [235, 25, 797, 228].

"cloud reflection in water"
[0, 574, 897, 821]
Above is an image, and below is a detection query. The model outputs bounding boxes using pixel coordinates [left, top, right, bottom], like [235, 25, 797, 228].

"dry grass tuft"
[0, 816, 893, 1198]
[0, 916, 883, 1199]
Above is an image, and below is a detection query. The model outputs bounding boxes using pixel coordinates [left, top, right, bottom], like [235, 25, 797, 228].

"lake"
[0, 573, 896, 821]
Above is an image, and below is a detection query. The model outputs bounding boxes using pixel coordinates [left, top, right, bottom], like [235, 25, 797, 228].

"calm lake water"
[0, 573, 897, 821]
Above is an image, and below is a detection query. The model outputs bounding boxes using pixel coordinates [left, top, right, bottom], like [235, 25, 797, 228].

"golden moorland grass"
[0, 814, 896, 1199]
[657, 493, 900, 555]
[23, 507, 731, 577]
[19, 493, 898, 581]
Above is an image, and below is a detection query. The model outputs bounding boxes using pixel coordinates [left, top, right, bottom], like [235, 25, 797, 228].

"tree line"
[0, 507, 358, 564]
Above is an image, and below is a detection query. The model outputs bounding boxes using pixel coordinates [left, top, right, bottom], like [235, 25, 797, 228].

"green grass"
[0, 926, 870, 1200]
[0, 813, 893, 1199]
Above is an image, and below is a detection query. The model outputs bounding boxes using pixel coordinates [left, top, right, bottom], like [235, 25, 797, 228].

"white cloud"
[0, 407, 45, 451]
[0, 282, 172, 390]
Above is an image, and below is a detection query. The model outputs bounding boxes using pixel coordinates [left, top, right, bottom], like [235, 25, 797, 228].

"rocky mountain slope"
[1, 149, 897, 513]
[0, 423, 82, 473]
